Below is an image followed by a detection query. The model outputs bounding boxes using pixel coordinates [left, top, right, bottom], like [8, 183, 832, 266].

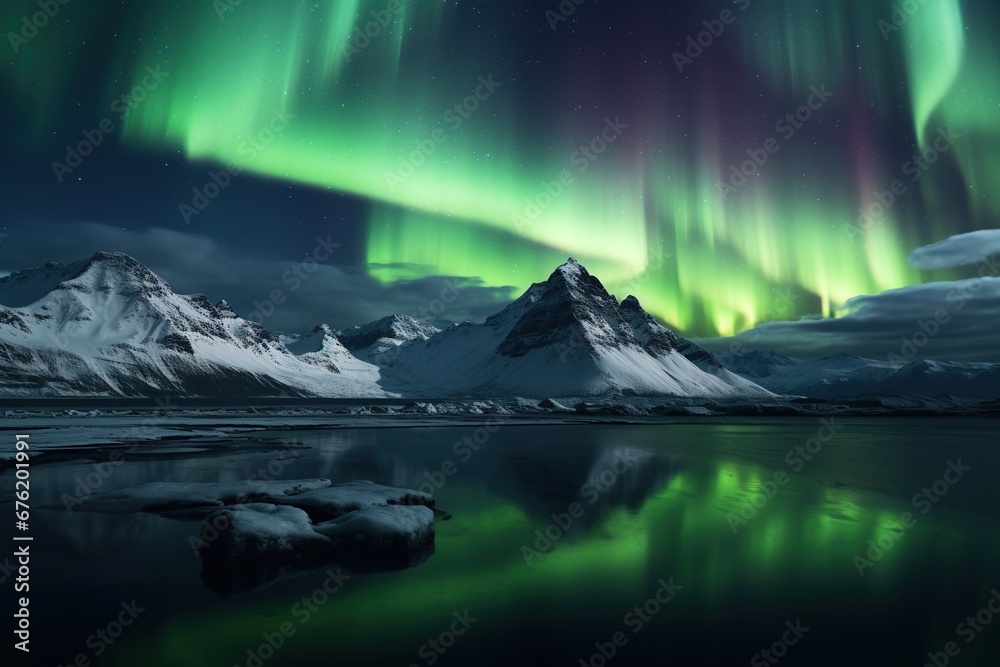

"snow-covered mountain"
[0, 253, 772, 398]
[720, 350, 801, 380]
[0, 252, 384, 397]
[281, 324, 382, 377]
[619, 296, 768, 396]
[723, 351, 1000, 400]
[12, 252, 991, 401]
[373, 259, 773, 398]
[336, 315, 439, 363]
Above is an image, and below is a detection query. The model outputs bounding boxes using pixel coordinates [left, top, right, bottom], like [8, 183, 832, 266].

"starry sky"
[1, 0, 999, 360]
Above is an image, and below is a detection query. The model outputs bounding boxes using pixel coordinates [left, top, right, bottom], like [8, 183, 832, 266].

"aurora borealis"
[1, 0, 999, 343]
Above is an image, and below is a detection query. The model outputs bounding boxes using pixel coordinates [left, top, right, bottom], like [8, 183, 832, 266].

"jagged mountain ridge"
[0, 253, 769, 398]
[4, 251, 994, 400]
[371, 259, 772, 398]
[336, 315, 440, 364]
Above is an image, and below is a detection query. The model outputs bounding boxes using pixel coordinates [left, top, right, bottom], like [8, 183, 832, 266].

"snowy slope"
[0, 252, 386, 397]
[619, 296, 770, 396]
[281, 324, 383, 379]
[377, 259, 772, 398]
[336, 315, 440, 363]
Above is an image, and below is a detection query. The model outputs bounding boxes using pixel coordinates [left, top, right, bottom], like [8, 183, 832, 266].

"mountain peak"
[88, 250, 137, 262]
[68, 251, 170, 296]
[0, 251, 168, 307]
[621, 295, 642, 311]
[551, 257, 585, 281]
[81, 251, 159, 276]
[488, 258, 626, 358]
[336, 314, 440, 351]
[215, 300, 240, 318]
[545, 257, 614, 299]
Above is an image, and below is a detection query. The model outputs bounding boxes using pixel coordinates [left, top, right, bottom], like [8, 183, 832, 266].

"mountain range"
[0, 252, 996, 401]
[725, 351, 1000, 401]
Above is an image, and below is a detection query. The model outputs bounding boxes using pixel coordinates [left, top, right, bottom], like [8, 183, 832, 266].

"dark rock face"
[674, 337, 721, 369]
[620, 294, 680, 357]
[159, 333, 195, 355]
[495, 259, 630, 358]
[0, 309, 30, 334]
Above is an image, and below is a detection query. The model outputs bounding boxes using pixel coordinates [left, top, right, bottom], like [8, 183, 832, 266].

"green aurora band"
[5, 0, 998, 335]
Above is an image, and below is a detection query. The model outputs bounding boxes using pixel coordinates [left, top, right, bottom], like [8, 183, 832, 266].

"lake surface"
[5, 417, 1000, 666]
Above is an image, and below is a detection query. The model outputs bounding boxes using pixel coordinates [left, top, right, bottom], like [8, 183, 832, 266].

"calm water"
[5, 418, 1000, 666]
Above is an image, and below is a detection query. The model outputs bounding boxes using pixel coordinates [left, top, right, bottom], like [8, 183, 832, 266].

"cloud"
[696, 275, 1000, 363]
[0, 222, 517, 333]
[908, 229, 1000, 269]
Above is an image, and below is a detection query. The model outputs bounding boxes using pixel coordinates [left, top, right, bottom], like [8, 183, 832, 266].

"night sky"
[2, 0, 999, 360]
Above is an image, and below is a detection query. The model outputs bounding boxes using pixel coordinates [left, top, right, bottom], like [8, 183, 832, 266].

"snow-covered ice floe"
[74, 479, 437, 596]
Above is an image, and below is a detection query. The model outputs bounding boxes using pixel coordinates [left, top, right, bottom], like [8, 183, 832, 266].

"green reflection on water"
[107, 455, 996, 666]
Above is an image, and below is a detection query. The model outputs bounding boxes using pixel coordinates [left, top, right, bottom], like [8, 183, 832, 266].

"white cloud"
[908, 229, 1000, 269]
